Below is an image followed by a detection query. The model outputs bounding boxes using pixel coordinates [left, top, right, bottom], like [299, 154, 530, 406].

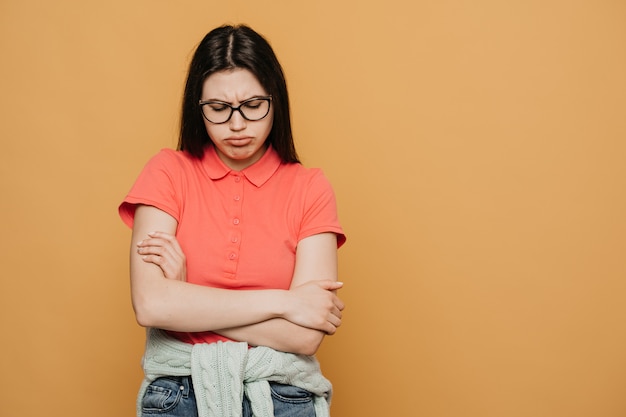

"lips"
[225, 136, 253, 146]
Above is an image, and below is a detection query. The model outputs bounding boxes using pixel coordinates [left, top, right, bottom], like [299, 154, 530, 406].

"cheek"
[204, 121, 221, 140]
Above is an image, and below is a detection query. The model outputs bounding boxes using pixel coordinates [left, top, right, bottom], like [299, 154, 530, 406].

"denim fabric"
[141, 376, 198, 416]
[266, 383, 316, 417]
[141, 376, 316, 417]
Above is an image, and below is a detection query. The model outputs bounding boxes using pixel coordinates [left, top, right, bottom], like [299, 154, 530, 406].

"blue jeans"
[141, 376, 317, 416]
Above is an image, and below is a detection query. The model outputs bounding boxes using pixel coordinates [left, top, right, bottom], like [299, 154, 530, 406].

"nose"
[229, 109, 247, 131]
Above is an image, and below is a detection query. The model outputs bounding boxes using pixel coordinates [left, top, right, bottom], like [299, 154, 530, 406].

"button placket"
[227, 173, 243, 268]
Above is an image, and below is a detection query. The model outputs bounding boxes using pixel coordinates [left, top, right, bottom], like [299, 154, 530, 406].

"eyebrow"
[200, 95, 268, 104]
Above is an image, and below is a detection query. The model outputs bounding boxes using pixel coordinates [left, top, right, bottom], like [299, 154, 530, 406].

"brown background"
[1, 1, 625, 416]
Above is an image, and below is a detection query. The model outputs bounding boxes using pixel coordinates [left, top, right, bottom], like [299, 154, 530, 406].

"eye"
[208, 103, 229, 112]
[242, 99, 264, 110]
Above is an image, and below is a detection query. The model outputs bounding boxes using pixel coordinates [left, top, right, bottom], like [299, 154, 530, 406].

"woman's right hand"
[284, 280, 345, 335]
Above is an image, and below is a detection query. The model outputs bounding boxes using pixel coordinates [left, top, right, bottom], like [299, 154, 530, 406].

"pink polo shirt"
[119, 145, 345, 345]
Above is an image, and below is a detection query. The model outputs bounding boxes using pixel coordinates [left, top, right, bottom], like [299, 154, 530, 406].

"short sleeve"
[118, 149, 184, 228]
[298, 169, 346, 247]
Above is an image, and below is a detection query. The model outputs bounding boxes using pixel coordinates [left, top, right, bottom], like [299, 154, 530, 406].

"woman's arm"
[130, 204, 343, 334]
[216, 232, 342, 355]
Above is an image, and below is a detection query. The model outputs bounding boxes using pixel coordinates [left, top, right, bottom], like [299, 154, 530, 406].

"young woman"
[119, 25, 346, 417]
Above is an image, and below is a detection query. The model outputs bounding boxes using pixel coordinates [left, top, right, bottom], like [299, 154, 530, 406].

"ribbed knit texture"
[136, 328, 333, 417]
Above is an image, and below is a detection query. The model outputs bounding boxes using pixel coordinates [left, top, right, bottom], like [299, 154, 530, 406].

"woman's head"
[179, 25, 299, 164]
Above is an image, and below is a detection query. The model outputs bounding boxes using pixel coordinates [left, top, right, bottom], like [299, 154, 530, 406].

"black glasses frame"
[198, 96, 272, 124]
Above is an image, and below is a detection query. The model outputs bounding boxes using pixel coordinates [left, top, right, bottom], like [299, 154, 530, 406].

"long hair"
[178, 25, 299, 163]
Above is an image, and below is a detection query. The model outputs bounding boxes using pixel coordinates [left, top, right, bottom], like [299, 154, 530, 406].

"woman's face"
[201, 68, 274, 171]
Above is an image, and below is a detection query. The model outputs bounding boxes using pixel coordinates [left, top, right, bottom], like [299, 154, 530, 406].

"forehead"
[201, 68, 266, 101]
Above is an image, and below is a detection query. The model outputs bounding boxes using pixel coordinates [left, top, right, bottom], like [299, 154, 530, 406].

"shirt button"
[231, 236, 239, 243]
[228, 252, 237, 260]
[234, 176, 241, 183]
[234, 195, 241, 201]
[233, 218, 240, 225]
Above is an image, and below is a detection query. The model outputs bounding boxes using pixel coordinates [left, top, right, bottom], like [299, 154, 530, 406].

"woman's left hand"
[136, 231, 187, 281]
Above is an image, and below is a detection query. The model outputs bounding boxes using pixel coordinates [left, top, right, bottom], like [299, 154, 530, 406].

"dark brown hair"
[178, 25, 299, 163]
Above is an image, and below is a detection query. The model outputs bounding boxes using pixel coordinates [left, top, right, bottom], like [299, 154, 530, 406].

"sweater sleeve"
[118, 149, 184, 228]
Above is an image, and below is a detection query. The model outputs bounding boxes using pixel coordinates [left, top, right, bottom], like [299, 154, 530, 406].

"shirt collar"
[202, 145, 282, 187]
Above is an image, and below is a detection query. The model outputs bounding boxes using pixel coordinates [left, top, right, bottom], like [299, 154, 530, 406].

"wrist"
[270, 289, 291, 319]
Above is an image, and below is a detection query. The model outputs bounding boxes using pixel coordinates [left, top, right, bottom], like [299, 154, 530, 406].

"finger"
[137, 237, 172, 249]
[328, 308, 342, 324]
[140, 254, 163, 265]
[331, 306, 343, 320]
[325, 322, 338, 335]
[138, 231, 174, 245]
[137, 244, 169, 257]
[137, 239, 180, 261]
[147, 232, 184, 252]
[140, 236, 185, 259]
[141, 249, 177, 271]
[151, 232, 185, 253]
[314, 280, 344, 291]
[140, 248, 173, 264]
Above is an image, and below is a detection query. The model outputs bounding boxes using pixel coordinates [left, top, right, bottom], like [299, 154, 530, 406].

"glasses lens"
[202, 102, 232, 124]
[239, 98, 271, 121]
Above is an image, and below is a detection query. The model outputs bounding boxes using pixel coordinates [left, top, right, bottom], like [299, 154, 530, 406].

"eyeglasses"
[199, 96, 272, 124]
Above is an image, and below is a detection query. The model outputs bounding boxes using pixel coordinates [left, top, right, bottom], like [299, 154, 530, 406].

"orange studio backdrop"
[1, 1, 625, 416]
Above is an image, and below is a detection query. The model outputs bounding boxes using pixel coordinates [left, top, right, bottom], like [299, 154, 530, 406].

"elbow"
[132, 295, 165, 328]
[298, 345, 320, 357]
[291, 331, 325, 356]
[133, 307, 154, 328]
[133, 303, 154, 328]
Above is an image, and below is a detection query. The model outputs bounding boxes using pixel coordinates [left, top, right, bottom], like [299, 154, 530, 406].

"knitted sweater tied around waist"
[137, 328, 333, 417]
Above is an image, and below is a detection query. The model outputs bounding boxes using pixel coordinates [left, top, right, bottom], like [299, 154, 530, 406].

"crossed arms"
[129, 204, 345, 356]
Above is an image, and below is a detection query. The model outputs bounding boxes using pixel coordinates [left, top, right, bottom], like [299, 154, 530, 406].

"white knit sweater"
[136, 328, 333, 417]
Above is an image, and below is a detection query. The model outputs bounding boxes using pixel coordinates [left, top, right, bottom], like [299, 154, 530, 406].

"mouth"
[225, 136, 253, 146]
